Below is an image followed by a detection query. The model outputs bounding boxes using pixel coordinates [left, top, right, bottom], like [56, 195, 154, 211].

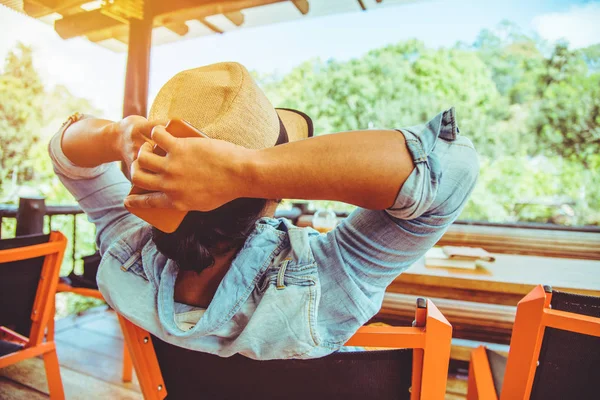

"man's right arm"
[125, 125, 416, 211]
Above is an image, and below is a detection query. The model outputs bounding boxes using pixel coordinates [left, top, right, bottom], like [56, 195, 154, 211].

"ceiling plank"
[224, 10, 244, 26]
[291, 0, 309, 15]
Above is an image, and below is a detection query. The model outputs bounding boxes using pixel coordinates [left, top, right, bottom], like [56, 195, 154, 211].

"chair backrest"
[529, 291, 600, 400]
[501, 285, 600, 400]
[0, 231, 67, 344]
[119, 298, 452, 400]
[153, 340, 412, 400]
[0, 234, 50, 336]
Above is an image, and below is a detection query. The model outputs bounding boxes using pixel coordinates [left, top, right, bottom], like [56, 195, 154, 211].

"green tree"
[260, 23, 599, 226]
[0, 44, 44, 193]
[0, 43, 99, 200]
[531, 43, 600, 167]
[0, 44, 103, 316]
[262, 40, 510, 158]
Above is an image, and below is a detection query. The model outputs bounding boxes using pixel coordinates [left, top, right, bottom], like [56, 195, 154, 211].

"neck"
[173, 247, 239, 308]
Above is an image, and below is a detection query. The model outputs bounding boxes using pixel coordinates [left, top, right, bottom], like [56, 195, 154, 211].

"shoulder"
[102, 222, 153, 264]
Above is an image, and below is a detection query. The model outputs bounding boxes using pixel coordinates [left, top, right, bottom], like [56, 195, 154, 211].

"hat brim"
[276, 108, 313, 142]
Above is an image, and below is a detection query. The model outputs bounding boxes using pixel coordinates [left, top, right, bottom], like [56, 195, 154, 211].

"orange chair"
[0, 232, 67, 400]
[467, 284, 600, 400]
[49, 275, 134, 383]
[119, 297, 452, 400]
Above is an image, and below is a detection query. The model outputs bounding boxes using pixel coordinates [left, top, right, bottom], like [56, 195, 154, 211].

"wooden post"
[122, 10, 153, 177]
[16, 197, 46, 236]
[123, 16, 153, 118]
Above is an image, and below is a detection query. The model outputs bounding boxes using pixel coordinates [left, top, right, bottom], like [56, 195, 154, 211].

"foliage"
[260, 23, 599, 226]
[0, 44, 43, 190]
[0, 44, 101, 317]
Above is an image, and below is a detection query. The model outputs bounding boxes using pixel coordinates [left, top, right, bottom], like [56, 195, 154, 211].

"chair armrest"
[56, 282, 105, 301]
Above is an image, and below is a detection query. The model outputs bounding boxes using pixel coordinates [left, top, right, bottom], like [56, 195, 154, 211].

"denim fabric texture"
[49, 107, 478, 360]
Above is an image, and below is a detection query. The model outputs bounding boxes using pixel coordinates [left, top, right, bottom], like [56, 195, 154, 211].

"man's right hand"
[114, 115, 157, 171]
[126, 125, 254, 211]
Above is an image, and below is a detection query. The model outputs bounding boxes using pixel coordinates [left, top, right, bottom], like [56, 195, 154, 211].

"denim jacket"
[49, 108, 478, 360]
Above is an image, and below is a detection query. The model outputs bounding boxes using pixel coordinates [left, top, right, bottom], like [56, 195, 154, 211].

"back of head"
[152, 198, 267, 273]
[146, 62, 312, 272]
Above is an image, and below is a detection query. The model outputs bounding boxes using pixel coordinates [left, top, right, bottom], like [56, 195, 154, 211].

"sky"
[0, 0, 599, 120]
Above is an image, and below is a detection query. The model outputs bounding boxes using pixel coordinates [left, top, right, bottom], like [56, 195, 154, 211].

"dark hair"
[152, 198, 267, 273]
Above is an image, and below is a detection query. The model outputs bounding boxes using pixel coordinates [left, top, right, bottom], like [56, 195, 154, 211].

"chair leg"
[43, 347, 65, 400]
[47, 300, 56, 342]
[122, 342, 133, 382]
[467, 360, 478, 400]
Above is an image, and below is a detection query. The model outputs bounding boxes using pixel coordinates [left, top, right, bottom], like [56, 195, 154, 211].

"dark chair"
[119, 298, 453, 400]
[467, 284, 600, 400]
[0, 231, 68, 399]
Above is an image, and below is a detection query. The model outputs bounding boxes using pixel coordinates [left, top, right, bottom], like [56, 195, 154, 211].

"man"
[50, 62, 478, 359]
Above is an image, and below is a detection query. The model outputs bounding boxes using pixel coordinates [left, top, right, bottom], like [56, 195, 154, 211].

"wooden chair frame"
[468, 284, 600, 400]
[0, 231, 67, 400]
[119, 298, 452, 400]
[47, 281, 134, 382]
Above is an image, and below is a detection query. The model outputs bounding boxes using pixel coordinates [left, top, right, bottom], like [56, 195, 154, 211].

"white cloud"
[533, 2, 600, 48]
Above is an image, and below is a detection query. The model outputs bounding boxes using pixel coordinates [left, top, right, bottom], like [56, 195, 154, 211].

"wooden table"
[388, 253, 600, 306]
[375, 253, 600, 343]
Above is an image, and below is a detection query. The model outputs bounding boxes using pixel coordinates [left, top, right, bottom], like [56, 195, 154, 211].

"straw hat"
[149, 62, 313, 148]
[127, 62, 313, 232]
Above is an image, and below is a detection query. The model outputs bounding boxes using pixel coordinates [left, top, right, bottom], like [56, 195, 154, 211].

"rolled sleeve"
[386, 129, 441, 220]
[48, 115, 112, 180]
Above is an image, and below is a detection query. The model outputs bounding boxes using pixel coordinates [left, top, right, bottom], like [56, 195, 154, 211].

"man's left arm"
[48, 115, 155, 256]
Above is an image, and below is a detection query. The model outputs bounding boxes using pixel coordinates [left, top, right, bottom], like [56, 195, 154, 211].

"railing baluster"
[73, 214, 77, 271]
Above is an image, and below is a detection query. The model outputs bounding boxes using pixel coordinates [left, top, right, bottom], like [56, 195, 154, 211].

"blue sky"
[0, 0, 598, 120]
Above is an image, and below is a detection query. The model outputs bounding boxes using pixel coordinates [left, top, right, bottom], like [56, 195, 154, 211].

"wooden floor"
[0, 307, 468, 399]
[1, 307, 141, 399]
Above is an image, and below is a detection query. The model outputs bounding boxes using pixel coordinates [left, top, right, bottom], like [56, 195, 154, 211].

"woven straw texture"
[150, 62, 290, 149]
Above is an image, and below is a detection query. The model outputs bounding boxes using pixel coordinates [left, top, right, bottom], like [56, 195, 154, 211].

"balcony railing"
[0, 199, 86, 270]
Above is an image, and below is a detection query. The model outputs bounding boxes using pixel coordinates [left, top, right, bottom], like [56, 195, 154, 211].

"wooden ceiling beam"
[152, 0, 283, 18]
[291, 0, 309, 15]
[153, 0, 284, 26]
[22, 1, 51, 17]
[24, 0, 91, 17]
[198, 17, 224, 34]
[55, 9, 123, 39]
[86, 23, 128, 43]
[224, 10, 244, 26]
[164, 22, 189, 36]
[53, 0, 290, 41]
